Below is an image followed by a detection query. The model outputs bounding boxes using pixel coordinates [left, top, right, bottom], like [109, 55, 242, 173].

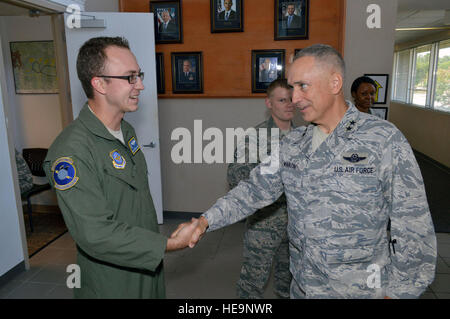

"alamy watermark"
[66, 264, 81, 288]
[366, 264, 381, 289]
[170, 120, 280, 174]
[66, 4, 81, 29]
[366, 4, 381, 29]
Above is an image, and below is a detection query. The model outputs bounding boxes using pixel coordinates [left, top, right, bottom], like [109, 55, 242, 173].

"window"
[434, 40, 450, 112]
[393, 50, 411, 102]
[392, 39, 450, 113]
[412, 45, 431, 106]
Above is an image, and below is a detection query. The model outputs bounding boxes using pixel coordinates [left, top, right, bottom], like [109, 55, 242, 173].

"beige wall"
[156, 0, 399, 213]
[158, 98, 307, 212]
[391, 31, 450, 168]
[0, 16, 62, 150]
[0, 16, 62, 205]
[85, 0, 119, 12]
[343, 0, 397, 106]
[389, 102, 450, 167]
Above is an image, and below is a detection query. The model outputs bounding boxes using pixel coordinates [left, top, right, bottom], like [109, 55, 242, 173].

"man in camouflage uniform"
[228, 79, 294, 299]
[183, 44, 437, 298]
[15, 149, 33, 194]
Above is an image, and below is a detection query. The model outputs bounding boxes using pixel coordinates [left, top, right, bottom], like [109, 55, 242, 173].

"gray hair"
[293, 44, 345, 80]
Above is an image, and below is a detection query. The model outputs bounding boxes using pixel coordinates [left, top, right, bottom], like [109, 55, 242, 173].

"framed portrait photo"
[371, 107, 388, 120]
[364, 74, 389, 104]
[210, 0, 243, 33]
[171, 52, 203, 93]
[252, 49, 285, 93]
[274, 0, 309, 41]
[150, 0, 183, 44]
[155, 52, 165, 94]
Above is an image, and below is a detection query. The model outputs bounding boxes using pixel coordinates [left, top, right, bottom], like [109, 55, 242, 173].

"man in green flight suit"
[44, 37, 198, 298]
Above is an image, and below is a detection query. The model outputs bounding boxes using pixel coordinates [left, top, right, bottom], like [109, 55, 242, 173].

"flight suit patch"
[128, 137, 140, 155]
[51, 157, 79, 190]
[110, 150, 126, 169]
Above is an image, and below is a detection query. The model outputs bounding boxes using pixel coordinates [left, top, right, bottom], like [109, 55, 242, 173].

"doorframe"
[0, 0, 72, 272]
[0, 23, 30, 271]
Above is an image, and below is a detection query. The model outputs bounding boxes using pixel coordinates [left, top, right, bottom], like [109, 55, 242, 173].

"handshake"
[165, 216, 209, 252]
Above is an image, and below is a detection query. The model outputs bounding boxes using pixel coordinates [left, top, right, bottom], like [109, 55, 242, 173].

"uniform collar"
[78, 103, 134, 143]
[332, 100, 361, 139]
[267, 115, 296, 130]
[295, 101, 360, 160]
[319, 101, 360, 161]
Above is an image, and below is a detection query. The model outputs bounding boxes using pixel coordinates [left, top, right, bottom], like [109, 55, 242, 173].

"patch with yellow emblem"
[128, 136, 140, 155]
[52, 157, 79, 191]
[110, 150, 126, 169]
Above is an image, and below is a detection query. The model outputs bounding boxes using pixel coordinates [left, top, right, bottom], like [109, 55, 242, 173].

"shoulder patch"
[128, 136, 140, 155]
[51, 157, 79, 190]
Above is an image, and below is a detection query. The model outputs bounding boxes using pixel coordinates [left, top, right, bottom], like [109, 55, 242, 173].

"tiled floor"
[1, 218, 449, 299]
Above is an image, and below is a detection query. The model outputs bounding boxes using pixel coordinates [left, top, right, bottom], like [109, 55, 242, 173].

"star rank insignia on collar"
[346, 120, 356, 131]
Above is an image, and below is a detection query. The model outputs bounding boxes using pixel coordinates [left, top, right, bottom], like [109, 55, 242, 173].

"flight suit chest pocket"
[329, 176, 383, 231]
[103, 165, 140, 191]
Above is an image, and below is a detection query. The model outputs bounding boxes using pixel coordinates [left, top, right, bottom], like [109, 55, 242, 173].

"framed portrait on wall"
[155, 52, 165, 94]
[371, 107, 388, 120]
[171, 52, 203, 93]
[364, 74, 389, 104]
[210, 0, 243, 33]
[252, 49, 285, 93]
[274, 0, 309, 41]
[150, 0, 183, 44]
[9, 41, 58, 94]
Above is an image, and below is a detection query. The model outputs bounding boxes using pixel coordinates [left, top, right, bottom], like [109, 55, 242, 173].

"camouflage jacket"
[203, 102, 437, 299]
[15, 149, 33, 194]
[227, 116, 293, 209]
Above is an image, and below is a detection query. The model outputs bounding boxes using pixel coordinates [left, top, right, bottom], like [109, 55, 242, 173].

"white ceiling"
[396, 0, 450, 44]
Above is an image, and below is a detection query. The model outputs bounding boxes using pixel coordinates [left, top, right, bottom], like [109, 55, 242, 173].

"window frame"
[391, 39, 450, 113]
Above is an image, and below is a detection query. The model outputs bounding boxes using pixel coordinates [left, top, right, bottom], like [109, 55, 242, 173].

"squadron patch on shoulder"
[128, 136, 140, 155]
[51, 157, 79, 191]
[110, 150, 126, 169]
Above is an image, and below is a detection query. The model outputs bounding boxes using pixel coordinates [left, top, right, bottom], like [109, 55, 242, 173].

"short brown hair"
[76, 37, 130, 99]
[266, 78, 291, 97]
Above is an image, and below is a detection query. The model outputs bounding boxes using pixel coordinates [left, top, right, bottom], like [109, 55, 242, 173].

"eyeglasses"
[97, 72, 144, 84]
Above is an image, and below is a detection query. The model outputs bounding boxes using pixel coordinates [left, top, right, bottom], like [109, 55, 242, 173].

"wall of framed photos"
[119, 0, 346, 98]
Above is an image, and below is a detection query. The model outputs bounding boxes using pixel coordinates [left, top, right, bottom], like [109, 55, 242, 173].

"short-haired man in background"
[228, 79, 294, 299]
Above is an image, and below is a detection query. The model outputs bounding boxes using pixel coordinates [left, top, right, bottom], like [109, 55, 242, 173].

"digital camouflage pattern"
[15, 149, 33, 194]
[227, 117, 291, 299]
[204, 102, 437, 299]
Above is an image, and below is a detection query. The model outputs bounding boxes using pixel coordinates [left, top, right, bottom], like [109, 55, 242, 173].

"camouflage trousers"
[237, 205, 291, 299]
